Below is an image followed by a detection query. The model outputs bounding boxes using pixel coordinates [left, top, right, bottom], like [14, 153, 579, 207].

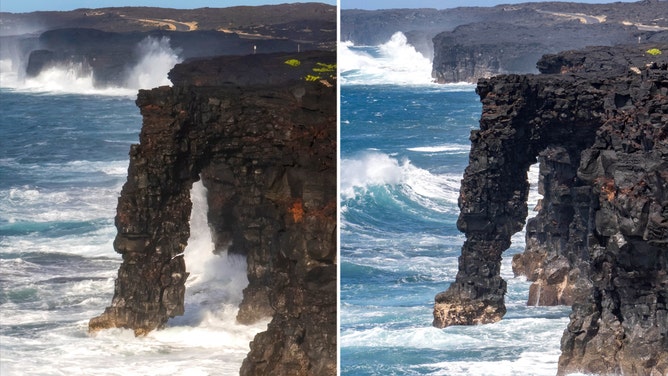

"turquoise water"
[0, 50, 266, 374]
[340, 36, 571, 376]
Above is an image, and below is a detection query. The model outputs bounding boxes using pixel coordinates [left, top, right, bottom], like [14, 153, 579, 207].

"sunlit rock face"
[89, 51, 337, 376]
[434, 44, 668, 376]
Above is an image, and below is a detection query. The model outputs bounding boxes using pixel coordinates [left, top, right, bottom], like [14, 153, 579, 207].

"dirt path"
[120, 15, 198, 31]
[537, 10, 606, 24]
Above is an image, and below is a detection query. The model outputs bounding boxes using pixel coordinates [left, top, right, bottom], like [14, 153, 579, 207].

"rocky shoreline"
[1, 4, 336, 87]
[434, 44, 668, 375]
[342, 0, 668, 83]
[89, 51, 337, 376]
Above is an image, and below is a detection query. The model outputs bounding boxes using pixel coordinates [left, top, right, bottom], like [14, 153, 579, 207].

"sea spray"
[178, 179, 249, 319]
[124, 36, 182, 90]
[152, 179, 268, 371]
[340, 32, 433, 85]
[340, 151, 461, 207]
[341, 74, 568, 374]
[0, 89, 269, 375]
[0, 36, 181, 95]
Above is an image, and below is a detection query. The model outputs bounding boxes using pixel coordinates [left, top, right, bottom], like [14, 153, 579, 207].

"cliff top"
[536, 43, 668, 75]
[167, 50, 337, 88]
[342, 1, 668, 55]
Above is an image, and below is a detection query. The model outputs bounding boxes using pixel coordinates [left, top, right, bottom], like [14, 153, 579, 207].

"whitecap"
[340, 32, 434, 86]
[340, 151, 461, 209]
[0, 36, 182, 95]
[407, 144, 470, 154]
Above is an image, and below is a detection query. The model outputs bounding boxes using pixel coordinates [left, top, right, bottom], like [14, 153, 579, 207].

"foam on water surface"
[0, 36, 181, 96]
[0, 179, 269, 375]
[1, 81, 266, 374]
[341, 45, 567, 374]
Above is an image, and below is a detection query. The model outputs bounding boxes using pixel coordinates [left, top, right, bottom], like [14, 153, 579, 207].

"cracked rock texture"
[89, 51, 336, 376]
[434, 44, 668, 376]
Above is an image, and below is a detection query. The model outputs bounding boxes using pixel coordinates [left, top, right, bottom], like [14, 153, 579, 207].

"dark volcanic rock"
[431, 21, 640, 83]
[89, 50, 336, 376]
[3, 4, 335, 88]
[433, 44, 668, 376]
[1, 4, 336, 40]
[342, 1, 668, 82]
[22, 28, 310, 87]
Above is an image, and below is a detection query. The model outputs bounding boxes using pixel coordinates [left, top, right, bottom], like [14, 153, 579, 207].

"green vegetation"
[311, 62, 336, 73]
[284, 59, 336, 83]
[284, 59, 301, 67]
[303, 62, 336, 83]
[646, 48, 662, 56]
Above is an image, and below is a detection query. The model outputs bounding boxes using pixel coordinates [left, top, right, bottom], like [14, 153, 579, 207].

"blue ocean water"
[340, 34, 572, 376]
[0, 42, 265, 375]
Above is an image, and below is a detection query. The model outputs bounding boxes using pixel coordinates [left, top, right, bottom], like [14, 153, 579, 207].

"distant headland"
[341, 0, 668, 83]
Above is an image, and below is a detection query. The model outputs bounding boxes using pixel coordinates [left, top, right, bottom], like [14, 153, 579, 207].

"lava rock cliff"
[2, 4, 336, 88]
[433, 44, 668, 375]
[89, 50, 337, 376]
[341, 1, 668, 83]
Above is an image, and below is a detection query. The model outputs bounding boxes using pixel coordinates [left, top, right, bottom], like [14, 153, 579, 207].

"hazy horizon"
[0, 0, 336, 13]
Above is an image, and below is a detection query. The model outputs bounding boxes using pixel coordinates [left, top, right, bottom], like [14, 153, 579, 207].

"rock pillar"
[89, 51, 337, 376]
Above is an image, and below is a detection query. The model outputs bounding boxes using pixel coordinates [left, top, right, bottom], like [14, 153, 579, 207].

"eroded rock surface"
[434, 44, 668, 376]
[89, 51, 336, 376]
[2, 4, 336, 88]
[341, 1, 668, 83]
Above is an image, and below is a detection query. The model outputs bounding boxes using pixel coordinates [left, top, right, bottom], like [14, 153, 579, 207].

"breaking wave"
[0, 36, 181, 96]
[340, 32, 434, 86]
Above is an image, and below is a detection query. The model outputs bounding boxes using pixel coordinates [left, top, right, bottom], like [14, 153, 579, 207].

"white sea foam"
[0, 179, 269, 375]
[340, 151, 461, 207]
[407, 144, 470, 154]
[0, 58, 18, 86]
[341, 315, 569, 375]
[178, 180, 251, 313]
[340, 152, 404, 197]
[1, 185, 121, 224]
[164, 179, 268, 363]
[340, 32, 434, 86]
[0, 36, 181, 95]
[124, 36, 181, 90]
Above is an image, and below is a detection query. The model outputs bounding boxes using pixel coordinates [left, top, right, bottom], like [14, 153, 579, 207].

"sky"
[340, 0, 640, 10]
[0, 0, 335, 13]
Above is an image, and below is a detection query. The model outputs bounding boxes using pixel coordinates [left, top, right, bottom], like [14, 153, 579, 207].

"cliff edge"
[433, 44, 668, 375]
[89, 50, 337, 376]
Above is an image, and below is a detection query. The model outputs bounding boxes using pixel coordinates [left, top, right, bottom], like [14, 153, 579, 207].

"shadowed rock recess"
[89, 51, 336, 375]
[433, 44, 668, 376]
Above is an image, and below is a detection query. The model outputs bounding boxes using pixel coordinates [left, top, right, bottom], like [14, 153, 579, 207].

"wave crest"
[0, 36, 181, 96]
[340, 32, 434, 86]
[340, 151, 461, 209]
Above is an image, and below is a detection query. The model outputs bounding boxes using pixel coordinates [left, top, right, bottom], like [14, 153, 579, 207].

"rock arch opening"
[433, 74, 602, 328]
[89, 51, 337, 375]
[433, 51, 668, 375]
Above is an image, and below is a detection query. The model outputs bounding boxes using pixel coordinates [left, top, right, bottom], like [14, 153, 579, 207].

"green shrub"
[646, 48, 662, 56]
[284, 59, 301, 67]
[312, 62, 336, 73]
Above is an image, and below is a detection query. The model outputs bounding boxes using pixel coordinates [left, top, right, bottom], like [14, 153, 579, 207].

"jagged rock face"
[7, 4, 336, 88]
[23, 28, 308, 87]
[89, 51, 337, 376]
[341, 1, 668, 68]
[434, 45, 668, 376]
[512, 146, 594, 307]
[431, 21, 645, 84]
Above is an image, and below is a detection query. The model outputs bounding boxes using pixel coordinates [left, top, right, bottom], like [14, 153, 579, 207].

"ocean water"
[0, 38, 267, 375]
[340, 33, 573, 376]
